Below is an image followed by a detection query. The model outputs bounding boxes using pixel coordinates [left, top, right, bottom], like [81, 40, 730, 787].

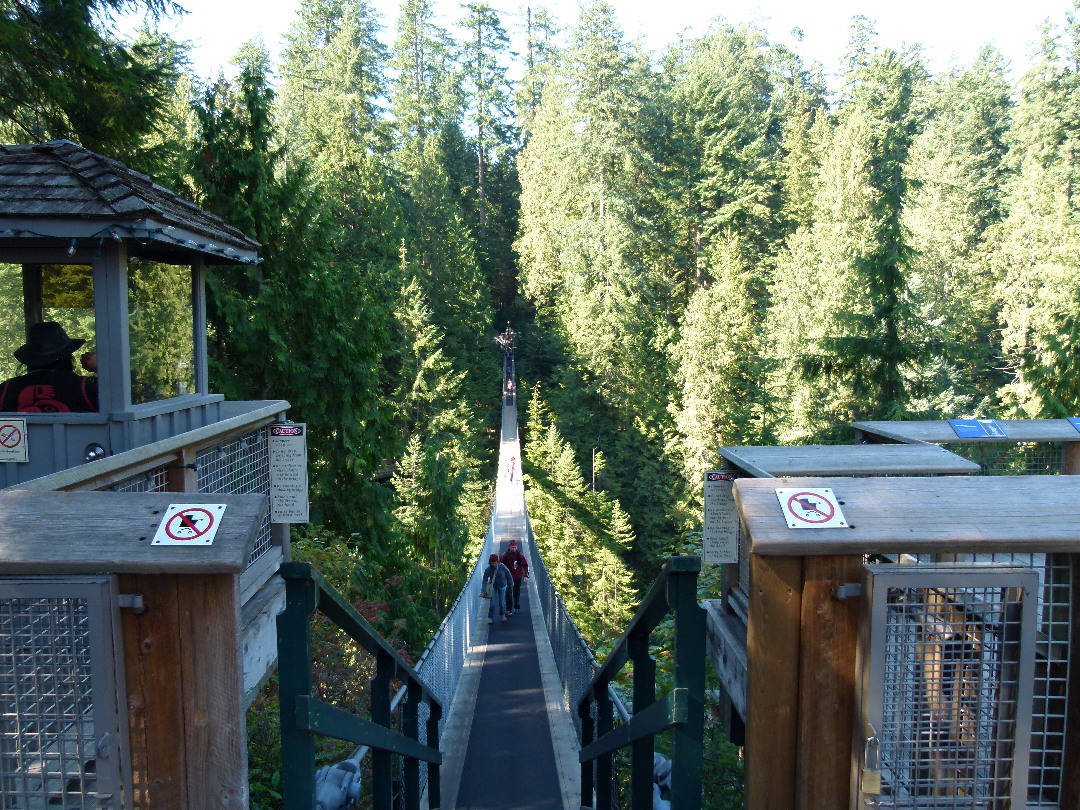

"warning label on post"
[270, 423, 309, 523]
[0, 418, 28, 463]
[152, 504, 227, 546]
[703, 471, 738, 564]
[775, 488, 848, 529]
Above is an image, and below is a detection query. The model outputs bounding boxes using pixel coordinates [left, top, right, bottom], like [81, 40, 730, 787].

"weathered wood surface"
[796, 555, 861, 809]
[735, 475, 1080, 555]
[120, 572, 247, 809]
[0, 491, 266, 573]
[745, 555, 802, 809]
[718, 443, 979, 478]
[853, 418, 1080, 444]
[703, 600, 747, 718]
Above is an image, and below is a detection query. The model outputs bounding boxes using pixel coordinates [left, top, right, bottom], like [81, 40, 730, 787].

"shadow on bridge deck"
[437, 401, 579, 809]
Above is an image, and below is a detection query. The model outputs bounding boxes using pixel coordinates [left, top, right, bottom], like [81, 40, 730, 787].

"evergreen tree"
[0, 0, 184, 167]
[990, 11, 1080, 416]
[187, 42, 394, 532]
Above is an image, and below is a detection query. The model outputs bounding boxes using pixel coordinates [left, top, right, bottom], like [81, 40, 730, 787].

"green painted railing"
[277, 562, 443, 809]
[578, 556, 706, 810]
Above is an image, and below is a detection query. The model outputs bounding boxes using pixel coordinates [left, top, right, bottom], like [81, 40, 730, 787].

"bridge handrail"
[277, 561, 444, 810]
[578, 555, 706, 810]
[523, 510, 631, 730]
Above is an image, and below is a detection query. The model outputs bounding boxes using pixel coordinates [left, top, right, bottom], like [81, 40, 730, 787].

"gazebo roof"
[0, 140, 259, 265]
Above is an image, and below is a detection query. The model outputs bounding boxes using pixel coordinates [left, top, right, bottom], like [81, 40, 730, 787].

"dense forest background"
[5, 1, 1080, 798]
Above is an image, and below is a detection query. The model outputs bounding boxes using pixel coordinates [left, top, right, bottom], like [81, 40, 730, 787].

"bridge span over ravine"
[438, 384, 580, 809]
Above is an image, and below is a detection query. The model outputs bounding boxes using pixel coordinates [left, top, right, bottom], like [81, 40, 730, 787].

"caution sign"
[703, 471, 738, 564]
[0, 418, 27, 463]
[775, 488, 848, 529]
[152, 504, 227, 546]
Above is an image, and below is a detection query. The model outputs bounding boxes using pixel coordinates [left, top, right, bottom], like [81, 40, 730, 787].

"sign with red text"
[270, 423, 309, 523]
[703, 471, 738, 564]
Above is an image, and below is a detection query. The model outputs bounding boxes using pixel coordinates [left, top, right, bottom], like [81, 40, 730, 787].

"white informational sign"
[152, 503, 227, 546]
[270, 423, 310, 523]
[0, 418, 28, 463]
[703, 471, 738, 564]
[775, 487, 848, 529]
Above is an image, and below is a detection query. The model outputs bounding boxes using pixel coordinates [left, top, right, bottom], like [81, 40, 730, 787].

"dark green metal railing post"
[276, 562, 442, 809]
[670, 559, 706, 810]
[580, 701, 596, 807]
[629, 627, 655, 810]
[596, 686, 614, 809]
[427, 700, 442, 809]
[577, 556, 706, 810]
[277, 570, 319, 808]
[372, 650, 394, 810]
[403, 679, 421, 809]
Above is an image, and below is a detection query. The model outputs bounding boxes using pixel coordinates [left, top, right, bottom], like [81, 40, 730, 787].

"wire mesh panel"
[947, 441, 1064, 476]
[906, 552, 1071, 805]
[109, 466, 169, 493]
[0, 578, 128, 809]
[196, 429, 272, 563]
[857, 564, 1038, 809]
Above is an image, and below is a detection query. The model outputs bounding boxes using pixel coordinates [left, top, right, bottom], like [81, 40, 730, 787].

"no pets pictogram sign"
[775, 488, 848, 529]
[152, 504, 227, 546]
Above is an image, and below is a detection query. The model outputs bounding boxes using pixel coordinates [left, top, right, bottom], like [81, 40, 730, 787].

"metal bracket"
[834, 583, 862, 602]
[118, 593, 146, 614]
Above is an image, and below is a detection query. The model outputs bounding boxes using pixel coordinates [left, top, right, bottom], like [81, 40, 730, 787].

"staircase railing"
[578, 556, 706, 810]
[277, 561, 443, 810]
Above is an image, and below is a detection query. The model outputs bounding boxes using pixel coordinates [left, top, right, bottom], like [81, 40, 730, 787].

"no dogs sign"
[152, 503, 227, 546]
[775, 488, 848, 529]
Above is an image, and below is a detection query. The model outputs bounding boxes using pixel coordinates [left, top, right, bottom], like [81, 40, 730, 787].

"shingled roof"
[0, 140, 260, 264]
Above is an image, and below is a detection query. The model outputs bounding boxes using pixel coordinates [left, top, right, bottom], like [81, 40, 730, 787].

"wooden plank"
[120, 573, 189, 809]
[0, 491, 266, 573]
[854, 419, 1080, 444]
[796, 555, 861, 809]
[719, 444, 979, 477]
[734, 475, 1080, 555]
[179, 574, 247, 808]
[745, 555, 802, 809]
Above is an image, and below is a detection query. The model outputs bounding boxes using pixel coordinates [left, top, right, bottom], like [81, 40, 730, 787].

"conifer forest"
[6, 0, 1080, 805]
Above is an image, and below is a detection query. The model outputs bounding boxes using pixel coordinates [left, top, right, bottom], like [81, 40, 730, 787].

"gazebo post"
[93, 238, 132, 414]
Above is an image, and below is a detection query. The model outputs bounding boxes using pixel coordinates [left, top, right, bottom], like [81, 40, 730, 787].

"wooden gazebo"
[0, 140, 261, 484]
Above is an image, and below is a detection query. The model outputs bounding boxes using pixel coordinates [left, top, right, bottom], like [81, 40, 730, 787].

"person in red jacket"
[500, 539, 530, 614]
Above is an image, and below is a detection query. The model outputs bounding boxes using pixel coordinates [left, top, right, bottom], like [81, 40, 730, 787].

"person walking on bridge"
[500, 540, 529, 614]
[482, 553, 513, 624]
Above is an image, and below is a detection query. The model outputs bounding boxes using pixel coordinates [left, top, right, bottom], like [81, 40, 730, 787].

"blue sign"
[949, 419, 1008, 439]
[1069, 417, 1080, 434]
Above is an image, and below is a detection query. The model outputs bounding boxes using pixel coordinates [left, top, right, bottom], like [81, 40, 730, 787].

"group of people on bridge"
[482, 539, 530, 624]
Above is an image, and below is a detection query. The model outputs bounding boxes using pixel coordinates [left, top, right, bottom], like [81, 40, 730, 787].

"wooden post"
[120, 572, 247, 808]
[796, 555, 862, 809]
[745, 554, 803, 809]
[1063, 442, 1080, 475]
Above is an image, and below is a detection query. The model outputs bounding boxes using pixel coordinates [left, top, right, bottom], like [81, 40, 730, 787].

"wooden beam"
[745, 554, 802, 809]
[1063, 442, 1080, 475]
[796, 555, 861, 809]
[120, 573, 189, 809]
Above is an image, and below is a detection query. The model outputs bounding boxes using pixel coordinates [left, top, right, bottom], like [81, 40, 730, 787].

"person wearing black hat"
[0, 322, 98, 413]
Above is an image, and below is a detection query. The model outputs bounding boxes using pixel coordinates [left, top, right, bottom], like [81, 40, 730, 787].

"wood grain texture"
[796, 555, 861, 809]
[853, 419, 1080, 444]
[734, 475, 1080, 555]
[745, 555, 802, 809]
[0, 491, 266, 573]
[719, 444, 979, 477]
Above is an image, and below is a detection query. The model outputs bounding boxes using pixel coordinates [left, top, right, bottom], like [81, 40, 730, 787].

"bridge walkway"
[437, 397, 579, 809]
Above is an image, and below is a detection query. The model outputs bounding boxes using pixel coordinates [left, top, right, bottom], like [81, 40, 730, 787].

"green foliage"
[0, 0, 186, 168]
